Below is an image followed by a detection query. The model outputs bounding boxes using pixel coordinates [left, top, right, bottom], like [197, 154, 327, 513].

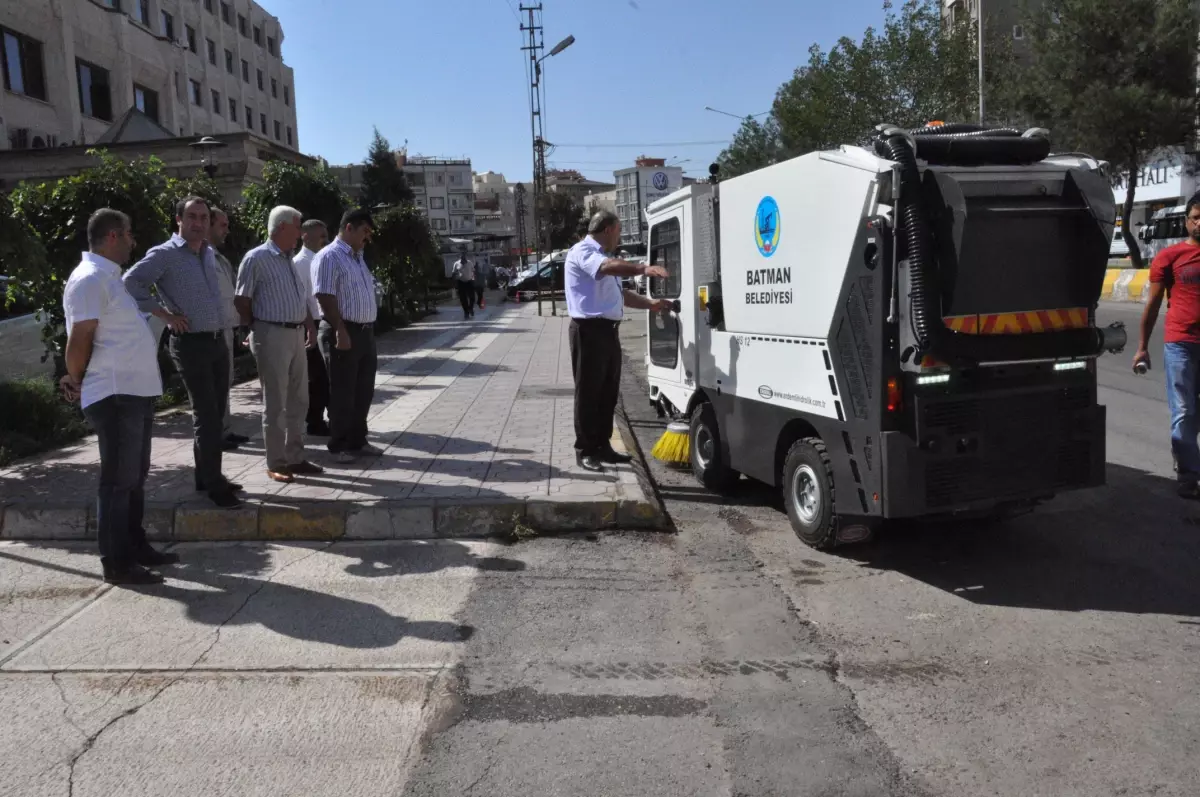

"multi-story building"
[400, 154, 476, 273]
[613, 157, 683, 246]
[941, 0, 1041, 55]
[582, 188, 616, 217]
[0, 0, 298, 152]
[546, 169, 615, 206]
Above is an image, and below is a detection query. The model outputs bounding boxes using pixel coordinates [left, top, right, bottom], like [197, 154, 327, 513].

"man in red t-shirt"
[1135, 195, 1200, 497]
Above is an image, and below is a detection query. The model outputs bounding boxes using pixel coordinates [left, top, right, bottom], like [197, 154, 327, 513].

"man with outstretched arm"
[565, 210, 671, 472]
[1134, 194, 1200, 498]
[61, 209, 176, 585]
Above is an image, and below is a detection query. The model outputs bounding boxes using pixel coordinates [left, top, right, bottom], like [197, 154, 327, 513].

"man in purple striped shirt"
[314, 208, 380, 463]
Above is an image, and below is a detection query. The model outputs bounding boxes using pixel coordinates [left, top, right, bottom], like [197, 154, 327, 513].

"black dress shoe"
[132, 544, 180, 568]
[196, 480, 244, 493]
[576, 452, 605, 472]
[210, 490, 242, 509]
[307, 422, 331, 436]
[225, 433, 251, 444]
[598, 448, 633, 465]
[102, 560, 165, 585]
[222, 440, 240, 451]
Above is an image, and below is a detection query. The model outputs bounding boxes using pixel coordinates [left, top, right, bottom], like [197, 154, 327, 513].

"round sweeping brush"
[651, 421, 691, 465]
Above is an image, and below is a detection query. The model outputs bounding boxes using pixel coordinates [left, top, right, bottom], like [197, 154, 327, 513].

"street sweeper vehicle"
[645, 123, 1127, 550]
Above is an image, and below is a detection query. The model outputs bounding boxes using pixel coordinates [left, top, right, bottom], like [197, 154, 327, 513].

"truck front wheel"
[782, 438, 838, 550]
[690, 403, 739, 492]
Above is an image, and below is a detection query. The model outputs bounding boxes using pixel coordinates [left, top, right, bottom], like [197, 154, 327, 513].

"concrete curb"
[1101, 268, 1150, 303]
[0, 433, 665, 542]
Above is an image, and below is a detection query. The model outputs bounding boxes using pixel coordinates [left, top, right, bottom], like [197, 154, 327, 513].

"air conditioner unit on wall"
[7, 129, 57, 150]
[9, 128, 30, 150]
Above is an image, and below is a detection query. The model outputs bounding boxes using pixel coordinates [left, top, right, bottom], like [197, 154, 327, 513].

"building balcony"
[449, 206, 474, 215]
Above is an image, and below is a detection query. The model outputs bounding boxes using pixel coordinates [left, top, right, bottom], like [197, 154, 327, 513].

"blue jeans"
[1165, 342, 1200, 483]
[82, 395, 155, 564]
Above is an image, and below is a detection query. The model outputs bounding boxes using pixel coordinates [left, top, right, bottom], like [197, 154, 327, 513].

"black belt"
[174, 330, 223, 338]
[571, 317, 621, 328]
[256, 320, 304, 329]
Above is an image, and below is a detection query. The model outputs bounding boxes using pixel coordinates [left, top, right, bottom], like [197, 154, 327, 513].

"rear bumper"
[880, 386, 1106, 519]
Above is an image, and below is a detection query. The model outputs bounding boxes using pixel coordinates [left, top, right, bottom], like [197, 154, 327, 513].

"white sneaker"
[334, 451, 357, 465]
[355, 443, 385, 457]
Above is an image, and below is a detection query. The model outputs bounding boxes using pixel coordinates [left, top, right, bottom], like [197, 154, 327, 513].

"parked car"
[1110, 228, 1130, 259]
[506, 256, 565, 301]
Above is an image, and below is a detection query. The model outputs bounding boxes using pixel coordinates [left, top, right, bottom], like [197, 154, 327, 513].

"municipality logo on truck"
[755, 196, 780, 257]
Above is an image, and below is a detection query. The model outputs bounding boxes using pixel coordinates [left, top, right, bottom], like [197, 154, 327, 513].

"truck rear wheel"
[782, 438, 838, 550]
[690, 403, 739, 492]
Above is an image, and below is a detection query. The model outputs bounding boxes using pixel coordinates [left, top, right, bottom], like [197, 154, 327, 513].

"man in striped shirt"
[123, 196, 241, 509]
[294, 219, 330, 437]
[314, 208, 380, 463]
[235, 206, 322, 483]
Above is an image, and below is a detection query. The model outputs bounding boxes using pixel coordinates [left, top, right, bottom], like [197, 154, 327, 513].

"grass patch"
[0, 377, 90, 467]
[505, 511, 539, 543]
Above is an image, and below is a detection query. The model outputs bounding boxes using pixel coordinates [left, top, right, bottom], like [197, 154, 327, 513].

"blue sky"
[282, 0, 896, 182]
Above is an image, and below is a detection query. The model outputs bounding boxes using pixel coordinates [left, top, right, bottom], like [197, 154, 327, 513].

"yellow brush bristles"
[651, 421, 691, 465]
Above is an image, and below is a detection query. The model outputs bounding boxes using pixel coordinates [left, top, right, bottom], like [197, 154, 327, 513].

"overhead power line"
[552, 140, 730, 148]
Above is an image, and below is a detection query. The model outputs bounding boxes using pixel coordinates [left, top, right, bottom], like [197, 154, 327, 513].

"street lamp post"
[189, 135, 226, 179]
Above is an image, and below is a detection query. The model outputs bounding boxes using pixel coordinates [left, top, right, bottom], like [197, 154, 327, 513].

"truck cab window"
[649, 218, 681, 298]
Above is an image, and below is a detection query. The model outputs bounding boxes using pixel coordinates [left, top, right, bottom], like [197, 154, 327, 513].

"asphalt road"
[618, 301, 1200, 797]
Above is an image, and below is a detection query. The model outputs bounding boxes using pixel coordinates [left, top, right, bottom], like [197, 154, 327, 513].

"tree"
[367, 204, 441, 321]
[715, 0, 1016, 177]
[543, 192, 585, 251]
[361, 128, 414, 208]
[7, 150, 171, 362]
[242, 160, 350, 241]
[1015, 0, 1198, 268]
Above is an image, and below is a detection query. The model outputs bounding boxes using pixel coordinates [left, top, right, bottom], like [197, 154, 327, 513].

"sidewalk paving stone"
[0, 299, 664, 541]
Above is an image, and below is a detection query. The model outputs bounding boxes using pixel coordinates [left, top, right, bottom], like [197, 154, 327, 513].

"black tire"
[690, 403, 739, 492]
[782, 437, 839, 550]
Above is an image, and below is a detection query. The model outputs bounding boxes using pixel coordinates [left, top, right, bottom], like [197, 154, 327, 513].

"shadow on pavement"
[843, 463, 1200, 618]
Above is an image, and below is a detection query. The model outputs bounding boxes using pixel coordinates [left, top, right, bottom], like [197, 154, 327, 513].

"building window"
[434, 173, 445, 185]
[161, 11, 174, 41]
[229, 97, 237, 120]
[1, 28, 47, 100]
[206, 38, 216, 64]
[431, 218, 447, 231]
[211, 88, 221, 114]
[283, 85, 289, 106]
[220, 2, 231, 24]
[245, 105, 252, 127]
[134, 0, 148, 24]
[286, 126, 292, 146]
[273, 120, 280, 140]
[259, 113, 266, 134]
[253, 25, 262, 45]
[241, 59, 249, 82]
[267, 36, 276, 56]
[1012, 24, 1025, 40]
[204, 0, 214, 13]
[270, 77, 277, 98]
[256, 68, 263, 90]
[134, 84, 159, 122]
[430, 197, 445, 210]
[77, 60, 113, 121]
[238, 14, 247, 36]
[185, 24, 196, 52]
[189, 78, 201, 106]
[224, 49, 233, 73]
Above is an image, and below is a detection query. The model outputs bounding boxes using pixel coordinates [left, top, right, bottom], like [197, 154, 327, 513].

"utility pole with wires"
[519, 4, 574, 317]
[514, 182, 528, 273]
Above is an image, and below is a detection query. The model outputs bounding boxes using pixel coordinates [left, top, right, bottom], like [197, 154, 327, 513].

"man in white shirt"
[295, 219, 330, 435]
[451, 254, 476, 319]
[60, 209, 174, 585]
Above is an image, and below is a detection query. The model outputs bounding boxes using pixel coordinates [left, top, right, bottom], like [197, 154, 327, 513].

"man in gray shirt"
[123, 196, 241, 509]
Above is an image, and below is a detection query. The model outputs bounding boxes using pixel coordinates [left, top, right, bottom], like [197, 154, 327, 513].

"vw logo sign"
[652, 171, 669, 191]
[758, 385, 774, 400]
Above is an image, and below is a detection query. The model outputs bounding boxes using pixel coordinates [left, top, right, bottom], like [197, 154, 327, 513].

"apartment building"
[0, 0, 298, 152]
[614, 157, 683, 246]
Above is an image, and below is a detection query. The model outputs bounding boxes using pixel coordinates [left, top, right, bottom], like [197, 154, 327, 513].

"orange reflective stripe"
[942, 308, 1090, 335]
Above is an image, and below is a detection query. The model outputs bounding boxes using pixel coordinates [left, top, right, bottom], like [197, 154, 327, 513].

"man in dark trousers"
[314, 209, 382, 464]
[565, 210, 670, 472]
[61, 209, 176, 584]
[124, 196, 242, 509]
[294, 219, 331, 436]
[1135, 194, 1200, 498]
[451, 253, 476, 318]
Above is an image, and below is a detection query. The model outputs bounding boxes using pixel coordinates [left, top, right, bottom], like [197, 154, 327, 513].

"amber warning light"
[886, 378, 902, 412]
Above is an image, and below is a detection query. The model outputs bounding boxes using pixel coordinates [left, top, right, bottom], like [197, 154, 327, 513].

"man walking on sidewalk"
[124, 196, 242, 509]
[210, 207, 250, 451]
[61, 209, 175, 585]
[314, 208, 382, 464]
[235, 206, 323, 483]
[295, 219, 331, 436]
[451, 254, 476, 318]
[565, 211, 671, 472]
